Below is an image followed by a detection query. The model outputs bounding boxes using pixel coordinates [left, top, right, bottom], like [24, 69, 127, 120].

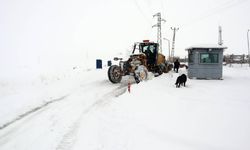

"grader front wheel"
[108, 65, 122, 83]
[134, 65, 148, 83]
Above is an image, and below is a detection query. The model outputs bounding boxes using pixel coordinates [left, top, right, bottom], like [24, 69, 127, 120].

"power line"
[181, 0, 249, 27]
[132, 0, 152, 25]
[132, 0, 155, 39]
[160, 0, 167, 19]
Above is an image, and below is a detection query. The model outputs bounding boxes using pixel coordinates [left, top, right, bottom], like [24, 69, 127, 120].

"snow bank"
[72, 65, 250, 150]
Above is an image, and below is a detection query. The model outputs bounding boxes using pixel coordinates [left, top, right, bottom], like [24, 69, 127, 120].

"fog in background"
[1, 0, 250, 77]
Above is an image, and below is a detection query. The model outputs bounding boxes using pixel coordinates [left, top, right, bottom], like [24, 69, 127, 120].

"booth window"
[200, 53, 219, 63]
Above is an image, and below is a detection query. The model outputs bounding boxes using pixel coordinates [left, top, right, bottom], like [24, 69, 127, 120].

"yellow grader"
[108, 40, 172, 83]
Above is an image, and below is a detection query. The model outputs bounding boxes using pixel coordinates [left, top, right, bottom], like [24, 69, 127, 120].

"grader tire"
[108, 65, 122, 83]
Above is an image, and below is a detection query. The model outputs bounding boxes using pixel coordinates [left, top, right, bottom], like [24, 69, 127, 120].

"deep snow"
[0, 64, 250, 150]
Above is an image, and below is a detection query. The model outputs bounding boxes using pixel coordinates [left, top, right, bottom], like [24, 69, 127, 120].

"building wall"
[188, 49, 223, 79]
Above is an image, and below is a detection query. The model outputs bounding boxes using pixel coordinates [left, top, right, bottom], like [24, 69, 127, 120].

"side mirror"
[114, 57, 123, 61]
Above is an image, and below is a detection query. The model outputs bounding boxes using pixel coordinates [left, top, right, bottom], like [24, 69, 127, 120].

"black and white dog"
[175, 74, 187, 88]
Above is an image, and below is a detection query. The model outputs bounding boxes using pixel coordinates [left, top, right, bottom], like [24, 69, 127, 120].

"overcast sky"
[0, 0, 250, 72]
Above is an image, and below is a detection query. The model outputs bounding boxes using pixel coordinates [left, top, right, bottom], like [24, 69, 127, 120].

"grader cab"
[108, 40, 172, 83]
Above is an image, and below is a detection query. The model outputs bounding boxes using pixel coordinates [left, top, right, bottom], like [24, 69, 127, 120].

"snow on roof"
[185, 44, 227, 50]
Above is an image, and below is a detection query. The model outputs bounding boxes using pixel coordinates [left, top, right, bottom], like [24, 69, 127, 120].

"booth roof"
[185, 44, 227, 50]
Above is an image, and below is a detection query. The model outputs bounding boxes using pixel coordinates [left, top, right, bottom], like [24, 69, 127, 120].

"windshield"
[132, 43, 158, 55]
[140, 43, 158, 54]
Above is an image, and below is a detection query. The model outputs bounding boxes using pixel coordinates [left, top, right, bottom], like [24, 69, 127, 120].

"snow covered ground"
[0, 64, 250, 150]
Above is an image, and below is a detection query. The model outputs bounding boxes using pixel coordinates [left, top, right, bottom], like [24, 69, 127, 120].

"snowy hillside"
[0, 64, 249, 150]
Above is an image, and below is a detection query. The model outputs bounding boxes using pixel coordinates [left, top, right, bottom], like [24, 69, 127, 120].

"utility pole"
[171, 27, 179, 62]
[163, 38, 171, 61]
[218, 26, 223, 45]
[152, 12, 166, 53]
[247, 29, 250, 67]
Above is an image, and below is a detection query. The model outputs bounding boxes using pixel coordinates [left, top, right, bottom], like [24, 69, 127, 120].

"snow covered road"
[0, 68, 128, 150]
[0, 65, 250, 150]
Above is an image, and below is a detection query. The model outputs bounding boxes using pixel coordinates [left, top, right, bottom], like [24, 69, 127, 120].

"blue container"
[107, 60, 112, 66]
[96, 59, 102, 69]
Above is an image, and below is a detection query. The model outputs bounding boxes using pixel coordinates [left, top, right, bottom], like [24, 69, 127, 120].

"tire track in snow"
[0, 79, 110, 131]
[56, 83, 128, 150]
[0, 95, 69, 130]
[56, 119, 80, 150]
[0, 77, 132, 149]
